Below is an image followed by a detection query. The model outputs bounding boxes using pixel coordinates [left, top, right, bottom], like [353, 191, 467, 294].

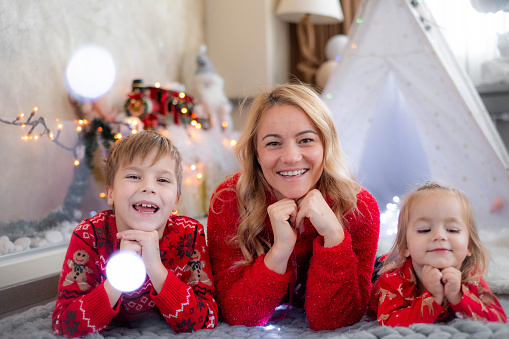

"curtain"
[289, 0, 363, 85]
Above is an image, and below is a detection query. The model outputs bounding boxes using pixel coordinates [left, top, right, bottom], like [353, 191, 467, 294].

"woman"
[207, 83, 380, 330]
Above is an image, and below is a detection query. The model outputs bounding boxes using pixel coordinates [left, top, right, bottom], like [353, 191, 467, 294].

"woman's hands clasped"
[264, 189, 344, 274]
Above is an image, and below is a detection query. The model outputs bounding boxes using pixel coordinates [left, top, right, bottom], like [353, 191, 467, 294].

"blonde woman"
[207, 83, 380, 330]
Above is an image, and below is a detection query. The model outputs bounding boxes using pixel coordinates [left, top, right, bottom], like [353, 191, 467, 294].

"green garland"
[0, 118, 120, 241]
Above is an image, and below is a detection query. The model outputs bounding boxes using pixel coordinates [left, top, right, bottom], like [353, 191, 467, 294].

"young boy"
[52, 131, 218, 338]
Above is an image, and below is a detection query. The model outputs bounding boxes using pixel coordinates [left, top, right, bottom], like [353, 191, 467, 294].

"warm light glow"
[352, 43, 357, 49]
[230, 140, 237, 147]
[131, 129, 137, 134]
[196, 123, 202, 129]
[179, 92, 185, 98]
[197, 173, 203, 179]
[22, 135, 29, 141]
[58, 124, 63, 130]
[181, 107, 188, 114]
[34, 135, 39, 140]
[132, 120, 138, 126]
[33, 107, 38, 113]
[172, 210, 178, 215]
[115, 133, 122, 139]
[65, 44, 116, 102]
[185, 178, 192, 185]
[191, 120, 197, 126]
[19, 113, 24, 119]
[190, 164, 196, 170]
[99, 192, 106, 198]
[155, 82, 161, 88]
[106, 250, 146, 292]
[97, 127, 103, 132]
[79, 120, 84, 124]
[74, 160, 80, 166]
[21, 124, 26, 128]
[222, 121, 228, 128]
[49, 133, 54, 140]
[76, 126, 82, 132]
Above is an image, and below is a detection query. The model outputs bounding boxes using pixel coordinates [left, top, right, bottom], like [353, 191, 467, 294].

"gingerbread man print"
[63, 250, 93, 291]
[185, 249, 212, 286]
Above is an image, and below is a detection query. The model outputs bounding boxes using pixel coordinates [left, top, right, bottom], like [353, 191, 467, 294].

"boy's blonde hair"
[105, 131, 183, 197]
[382, 181, 489, 282]
[216, 83, 360, 265]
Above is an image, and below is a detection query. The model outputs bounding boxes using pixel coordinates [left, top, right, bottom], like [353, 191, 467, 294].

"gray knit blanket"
[1, 301, 509, 339]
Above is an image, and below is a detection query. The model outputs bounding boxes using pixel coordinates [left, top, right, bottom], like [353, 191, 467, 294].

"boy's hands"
[117, 230, 168, 293]
[421, 265, 463, 306]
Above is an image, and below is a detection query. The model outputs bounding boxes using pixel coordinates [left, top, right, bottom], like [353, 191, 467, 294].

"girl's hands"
[442, 267, 462, 305]
[422, 265, 445, 305]
[296, 189, 344, 247]
[117, 230, 167, 293]
[421, 265, 462, 305]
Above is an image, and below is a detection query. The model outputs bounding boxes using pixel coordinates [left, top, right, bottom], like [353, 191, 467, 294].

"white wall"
[0, 1, 205, 225]
[205, 0, 290, 98]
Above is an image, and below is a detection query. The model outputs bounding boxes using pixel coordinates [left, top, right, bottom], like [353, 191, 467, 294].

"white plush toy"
[191, 46, 233, 132]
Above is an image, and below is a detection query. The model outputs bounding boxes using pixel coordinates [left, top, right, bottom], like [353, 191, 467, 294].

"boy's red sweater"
[52, 211, 218, 338]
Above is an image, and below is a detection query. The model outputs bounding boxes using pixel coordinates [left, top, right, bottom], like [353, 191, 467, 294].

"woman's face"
[256, 104, 324, 200]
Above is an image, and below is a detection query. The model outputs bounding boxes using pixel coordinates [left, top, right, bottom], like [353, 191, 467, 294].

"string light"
[190, 164, 196, 170]
[222, 121, 228, 128]
[178, 92, 186, 99]
[154, 82, 161, 88]
[99, 192, 106, 198]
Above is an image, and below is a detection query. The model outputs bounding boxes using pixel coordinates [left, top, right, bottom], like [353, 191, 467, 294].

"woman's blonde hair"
[230, 83, 360, 265]
[105, 130, 183, 197]
[382, 181, 489, 282]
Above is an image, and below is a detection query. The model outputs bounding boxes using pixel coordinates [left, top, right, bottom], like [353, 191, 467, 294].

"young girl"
[369, 181, 507, 326]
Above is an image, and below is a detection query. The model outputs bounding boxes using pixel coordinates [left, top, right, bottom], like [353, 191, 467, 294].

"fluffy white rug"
[1, 300, 508, 339]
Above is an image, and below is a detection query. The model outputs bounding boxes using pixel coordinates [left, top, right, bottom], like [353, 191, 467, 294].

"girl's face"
[404, 190, 471, 276]
[256, 104, 324, 201]
[106, 149, 179, 238]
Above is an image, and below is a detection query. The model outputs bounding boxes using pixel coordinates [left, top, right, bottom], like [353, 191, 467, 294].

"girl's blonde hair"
[382, 181, 489, 282]
[225, 83, 360, 265]
[105, 130, 183, 197]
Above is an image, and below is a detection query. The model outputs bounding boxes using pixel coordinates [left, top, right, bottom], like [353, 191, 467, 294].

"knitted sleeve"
[207, 177, 292, 326]
[151, 220, 219, 332]
[305, 188, 380, 330]
[450, 279, 507, 323]
[52, 218, 119, 338]
[374, 272, 444, 326]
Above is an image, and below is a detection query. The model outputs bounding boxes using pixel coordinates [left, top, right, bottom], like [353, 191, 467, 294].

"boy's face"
[106, 149, 179, 237]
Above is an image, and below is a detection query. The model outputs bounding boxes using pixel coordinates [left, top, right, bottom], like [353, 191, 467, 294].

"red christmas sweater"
[207, 173, 380, 330]
[369, 257, 507, 326]
[52, 210, 218, 338]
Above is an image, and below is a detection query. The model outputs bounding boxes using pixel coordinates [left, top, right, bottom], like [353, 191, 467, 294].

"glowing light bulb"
[179, 92, 185, 99]
[155, 82, 161, 88]
[65, 44, 116, 102]
[99, 192, 106, 198]
[115, 133, 122, 139]
[190, 164, 196, 170]
[181, 108, 188, 114]
[230, 140, 237, 147]
[74, 160, 80, 166]
[191, 120, 197, 126]
[76, 126, 82, 132]
[222, 121, 228, 128]
[197, 173, 203, 179]
[106, 250, 146, 292]
[196, 123, 202, 129]
[58, 124, 63, 130]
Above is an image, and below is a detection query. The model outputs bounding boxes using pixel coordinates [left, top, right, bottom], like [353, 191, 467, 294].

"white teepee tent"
[323, 0, 509, 233]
